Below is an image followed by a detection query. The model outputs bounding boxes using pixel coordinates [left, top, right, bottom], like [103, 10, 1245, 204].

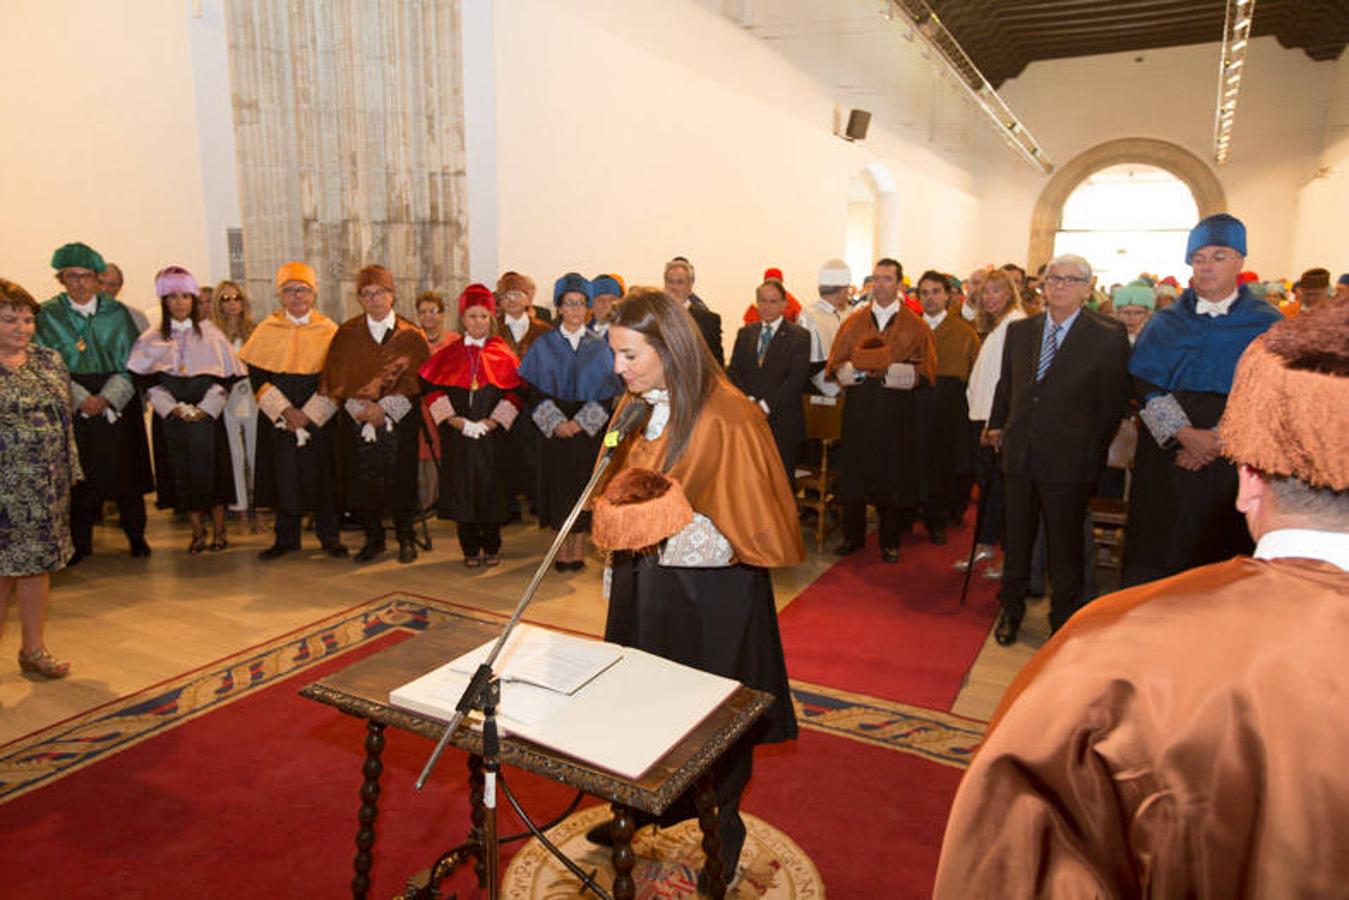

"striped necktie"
[1036, 322, 1062, 382]
[757, 325, 773, 365]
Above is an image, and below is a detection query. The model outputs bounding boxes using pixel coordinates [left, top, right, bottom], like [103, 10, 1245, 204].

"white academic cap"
[818, 259, 852, 287]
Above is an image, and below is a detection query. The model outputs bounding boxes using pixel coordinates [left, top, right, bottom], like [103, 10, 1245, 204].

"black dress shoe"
[258, 544, 293, 561]
[929, 527, 947, 546]
[833, 539, 864, 557]
[67, 550, 85, 567]
[881, 547, 900, 564]
[129, 538, 152, 558]
[322, 543, 350, 559]
[354, 539, 386, 563]
[397, 540, 418, 564]
[994, 609, 1023, 646]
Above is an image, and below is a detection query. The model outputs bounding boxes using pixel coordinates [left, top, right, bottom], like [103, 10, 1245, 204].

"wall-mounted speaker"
[843, 109, 871, 142]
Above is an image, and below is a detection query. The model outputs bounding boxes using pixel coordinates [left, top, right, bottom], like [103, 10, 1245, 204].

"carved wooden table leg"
[351, 720, 386, 900]
[467, 752, 487, 888]
[695, 772, 726, 899]
[609, 803, 637, 900]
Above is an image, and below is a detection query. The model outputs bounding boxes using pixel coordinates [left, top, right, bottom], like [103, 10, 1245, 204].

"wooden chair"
[794, 394, 845, 548]
[1089, 418, 1137, 570]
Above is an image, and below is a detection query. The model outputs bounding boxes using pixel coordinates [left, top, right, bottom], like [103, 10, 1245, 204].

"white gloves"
[883, 362, 916, 390]
[836, 362, 861, 386]
[461, 420, 489, 440]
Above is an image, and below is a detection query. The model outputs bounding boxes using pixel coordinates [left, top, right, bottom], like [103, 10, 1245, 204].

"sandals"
[209, 532, 228, 552]
[19, 647, 71, 679]
[189, 531, 208, 555]
[464, 554, 483, 569]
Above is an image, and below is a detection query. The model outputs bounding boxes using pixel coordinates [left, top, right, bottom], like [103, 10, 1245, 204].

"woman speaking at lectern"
[588, 287, 803, 883]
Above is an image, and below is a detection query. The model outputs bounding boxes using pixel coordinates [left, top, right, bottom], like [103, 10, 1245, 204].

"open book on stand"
[390, 623, 739, 780]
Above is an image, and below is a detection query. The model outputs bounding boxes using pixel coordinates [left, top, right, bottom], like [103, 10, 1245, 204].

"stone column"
[224, 0, 468, 321]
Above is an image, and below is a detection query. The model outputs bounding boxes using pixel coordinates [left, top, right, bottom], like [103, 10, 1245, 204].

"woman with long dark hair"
[588, 287, 803, 886]
[128, 267, 244, 553]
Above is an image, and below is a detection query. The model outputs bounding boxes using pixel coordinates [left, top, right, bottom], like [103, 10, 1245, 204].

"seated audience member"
[0, 278, 80, 678]
[914, 270, 980, 544]
[589, 274, 623, 337]
[212, 280, 258, 513]
[518, 273, 623, 571]
[958, 269, 1025, 578]
[1112, 279, 1155, 344]
[36, 242, 153, 560]
[421, 284, 520, 567]
[320, 265, 431, 564]
[128, 267, 245, 553]
[935, 301, 1349, 898]
[1123, 214, 1282, 588]
[727, 278, 811, 485]
[664, 257, 723, 366]
[238, 262, 345, 560]
[799, 259, 852, 396]
[827, 258, 936, 563]
[414, 291, 458, 511]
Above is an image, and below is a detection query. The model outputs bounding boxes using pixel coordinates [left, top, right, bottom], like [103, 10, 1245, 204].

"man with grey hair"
[800, 258, 852, 395]
[986, 253, 1130, 644]
[664, 256, 723, 366]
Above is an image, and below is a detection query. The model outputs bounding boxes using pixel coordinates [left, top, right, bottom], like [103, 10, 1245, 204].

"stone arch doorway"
[845, 162, 900, 281]
[1028, 138, 1225, 274]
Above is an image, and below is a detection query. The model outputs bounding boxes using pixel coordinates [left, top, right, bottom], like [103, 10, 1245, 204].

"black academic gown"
[147, 374, 237, 513]
[436, 384, 511, 524]
[248, 368, 340, 515]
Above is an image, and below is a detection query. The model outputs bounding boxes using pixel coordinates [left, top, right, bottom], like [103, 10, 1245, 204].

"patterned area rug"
[0, 593, 984, 804]
[502, 806, 823, 899]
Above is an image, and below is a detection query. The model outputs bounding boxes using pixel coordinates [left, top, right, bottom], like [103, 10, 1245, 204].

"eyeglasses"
[280, 285, 313, 297]
[218, 294, 243, 303]
[62, 271, 98, 281]
[358, 287, 391, 301]
[1190, 251, 1236, 266]
[559, 299, 588, 309]
[1044, 275, 1089, 288]
[502, 290, 527, 301]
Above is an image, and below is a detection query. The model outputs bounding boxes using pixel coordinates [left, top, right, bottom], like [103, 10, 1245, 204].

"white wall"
[1290, 52, 1349, 278]
[976, 37, 1335, 280]
[0, 0, 239, 316]
[484, 0, 984, 320]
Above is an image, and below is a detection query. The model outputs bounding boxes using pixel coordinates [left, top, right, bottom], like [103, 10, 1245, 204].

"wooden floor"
[0, 508, 1055, 745]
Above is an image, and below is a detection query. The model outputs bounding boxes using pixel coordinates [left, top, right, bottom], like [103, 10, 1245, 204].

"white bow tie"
[1195, 298, 1232, 318]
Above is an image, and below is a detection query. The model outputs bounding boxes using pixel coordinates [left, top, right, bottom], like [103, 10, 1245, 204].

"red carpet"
[0, 629, 961, 899]
[780, 524, 1002, 711]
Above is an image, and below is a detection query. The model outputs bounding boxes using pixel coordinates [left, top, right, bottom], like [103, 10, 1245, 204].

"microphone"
[602, 399, 650, 455]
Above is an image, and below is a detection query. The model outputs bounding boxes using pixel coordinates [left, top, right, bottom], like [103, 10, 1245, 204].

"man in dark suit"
[987, 254, 1130, 644]
[665, 257, 723, 366]
[727, 278, 811, 485]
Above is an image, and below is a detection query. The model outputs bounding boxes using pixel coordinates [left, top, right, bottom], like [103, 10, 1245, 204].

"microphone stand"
[412, 401, 648, 898]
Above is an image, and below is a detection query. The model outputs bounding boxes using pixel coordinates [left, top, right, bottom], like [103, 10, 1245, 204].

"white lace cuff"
[257, 384, 292, 422]
[532, 399, 566, 437]
[574, 401, 609, 437]
[429, 395, 455, 425]
[344, 397, 371, 421]
[658, 513, 734, 568]
[99, 373, 136, 412]
[1140, 393, 1191, 446]
[378, 394, 412, 423]
[70, 380, 92, 407]
[490, 399, 518, 431]
[147, 386, 177, 418]
[883, 362, 916, 390]
[197, 385, 228, 419]
[301, 394, 337, 427]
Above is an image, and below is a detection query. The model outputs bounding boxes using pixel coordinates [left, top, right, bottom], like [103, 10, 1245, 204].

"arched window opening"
[1052, 163, 1198, 289]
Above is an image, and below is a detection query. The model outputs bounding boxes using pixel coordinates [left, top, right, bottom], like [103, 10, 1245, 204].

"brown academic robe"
[320, 315, 431, 538]
[917, 313, 981, 528]
[935, 554, 1349, 899]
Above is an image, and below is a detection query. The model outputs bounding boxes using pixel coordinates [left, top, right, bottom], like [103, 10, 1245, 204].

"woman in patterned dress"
[0, 278, 81, 679]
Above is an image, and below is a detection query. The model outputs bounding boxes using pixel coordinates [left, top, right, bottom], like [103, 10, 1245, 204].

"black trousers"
[457, 522, 502, 557]
[999, 475, 1094, 632]
[70, 484, 147, 551]
[275, 508, 341, 550]
[843, 502, 904, 549]
[361, 509, 416, 543]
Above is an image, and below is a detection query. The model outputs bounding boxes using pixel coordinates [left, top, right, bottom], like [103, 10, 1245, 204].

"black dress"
[148, 374, 237, 513]
[437, 384, 511, 524]
[535, 397, 609, 532]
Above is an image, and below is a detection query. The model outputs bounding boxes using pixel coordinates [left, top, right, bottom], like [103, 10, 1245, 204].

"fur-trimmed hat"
[154, 265, 199, 298]
[1219, 302, 1349, 491]
[355, 264, 395, 295]
[496, 271, 535, 298]
[553, 272, 593, 307]
[591, 468, 694, 553]
[458, 283, 496, 317]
